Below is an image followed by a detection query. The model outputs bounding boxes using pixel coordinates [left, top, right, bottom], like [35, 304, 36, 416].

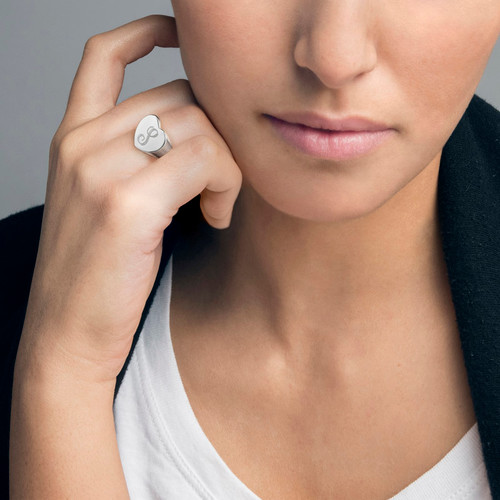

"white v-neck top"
[113, 256, 492, 499]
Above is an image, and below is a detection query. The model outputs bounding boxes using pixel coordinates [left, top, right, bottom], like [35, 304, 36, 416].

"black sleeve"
[0, 204, 45, 499]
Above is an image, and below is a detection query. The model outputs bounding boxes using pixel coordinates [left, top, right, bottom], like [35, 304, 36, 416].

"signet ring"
[134, 114, 173, 158]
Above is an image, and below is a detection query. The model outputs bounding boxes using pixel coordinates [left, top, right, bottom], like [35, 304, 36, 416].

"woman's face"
[170, 0, 500, 222]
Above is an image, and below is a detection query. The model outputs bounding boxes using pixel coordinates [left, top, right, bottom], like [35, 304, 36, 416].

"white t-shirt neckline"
[115, 255, 491, 499]
[131, 255, 260, 499]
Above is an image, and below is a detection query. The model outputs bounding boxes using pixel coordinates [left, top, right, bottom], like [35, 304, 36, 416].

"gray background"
[1, 1, 499, 220]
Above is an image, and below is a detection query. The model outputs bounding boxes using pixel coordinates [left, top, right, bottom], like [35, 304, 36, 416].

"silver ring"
[134, 114, 173, 158]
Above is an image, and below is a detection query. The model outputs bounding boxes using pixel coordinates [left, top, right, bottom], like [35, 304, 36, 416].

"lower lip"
[265, 115, 395, 161]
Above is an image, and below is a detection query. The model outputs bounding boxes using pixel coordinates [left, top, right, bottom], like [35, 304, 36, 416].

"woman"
[2, 1, 500, 497]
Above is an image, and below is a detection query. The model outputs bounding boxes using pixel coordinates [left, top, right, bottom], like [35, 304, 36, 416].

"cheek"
[173, 1, 276, 122]
[173, 3, 285, 203]
[388, 3, 500, 130]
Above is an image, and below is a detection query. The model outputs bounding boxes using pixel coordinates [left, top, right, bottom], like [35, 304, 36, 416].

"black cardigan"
[1, 93, 499, 499]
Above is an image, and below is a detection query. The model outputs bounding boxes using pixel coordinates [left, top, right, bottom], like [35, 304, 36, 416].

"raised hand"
[10, 15, 242, 498]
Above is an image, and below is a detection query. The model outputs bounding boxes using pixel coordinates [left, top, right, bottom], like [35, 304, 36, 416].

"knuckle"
[83, 33, 106, 54]
[181, 104, 209, 126]
[83, 32, 128, 67]
[176, 104, 233, 156]
[71, 156, 105, 200]
[104, 184, 143, 223]
[49, 134, 61, 159]
[83, 32, 122, 63]
[168, 79, 196, 103]
[231, 162, 243, 184]
[55, 129, 81, 166]
[188, 135, 220, 160]
[157, 79, 196, 107]
[106, 182, 134, 211]
[50, 125, 64, 148]
[171, 78, 191, 91]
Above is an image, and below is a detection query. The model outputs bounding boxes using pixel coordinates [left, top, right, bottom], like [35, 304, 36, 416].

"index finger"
[63, 15, 179, 131]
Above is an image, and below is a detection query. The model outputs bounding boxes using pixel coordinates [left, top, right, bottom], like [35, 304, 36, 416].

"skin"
[167, 0, 500, 497]
[10, 17, 243, 499]
[169, 0, 500, 329]
[8, 2, 500, 498]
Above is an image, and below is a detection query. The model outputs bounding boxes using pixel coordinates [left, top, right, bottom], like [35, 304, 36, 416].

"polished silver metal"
[134, 114, 173, 158]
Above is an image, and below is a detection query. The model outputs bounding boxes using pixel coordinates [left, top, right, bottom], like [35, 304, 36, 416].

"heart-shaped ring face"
[134, 114, 167, 154]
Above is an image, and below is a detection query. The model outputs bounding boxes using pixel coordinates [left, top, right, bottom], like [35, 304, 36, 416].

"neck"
[214, 150, 450, 329]
[178, 151, 454, 357]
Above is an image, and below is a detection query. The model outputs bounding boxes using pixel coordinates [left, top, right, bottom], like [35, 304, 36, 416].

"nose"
[294, 1, 378, 89]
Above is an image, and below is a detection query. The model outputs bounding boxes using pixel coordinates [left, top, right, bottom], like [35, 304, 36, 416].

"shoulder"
[467, 94, 500, 146]
[466, 94, 500, 160]
[469, 93, 500, 127]
[442, 94, 500, 193]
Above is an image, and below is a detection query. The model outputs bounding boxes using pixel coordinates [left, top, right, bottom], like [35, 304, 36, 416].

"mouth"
[264, 114, 396, 161]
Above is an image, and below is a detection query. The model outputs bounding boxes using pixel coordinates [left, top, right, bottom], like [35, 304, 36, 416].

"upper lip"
[267, 111, 391, 132]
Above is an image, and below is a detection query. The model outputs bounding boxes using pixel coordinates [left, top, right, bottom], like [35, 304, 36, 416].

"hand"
[16, 15, 243, 385]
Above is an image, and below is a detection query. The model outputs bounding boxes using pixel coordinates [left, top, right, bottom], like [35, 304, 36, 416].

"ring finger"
[67, 83, 232, 165]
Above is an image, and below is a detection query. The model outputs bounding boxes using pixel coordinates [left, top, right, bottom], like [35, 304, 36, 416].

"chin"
[244, 179, 389, 224]
[274, 201, 383, 224]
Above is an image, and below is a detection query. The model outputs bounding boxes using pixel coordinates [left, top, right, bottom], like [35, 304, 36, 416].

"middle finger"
[78, 104, 234, 183]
